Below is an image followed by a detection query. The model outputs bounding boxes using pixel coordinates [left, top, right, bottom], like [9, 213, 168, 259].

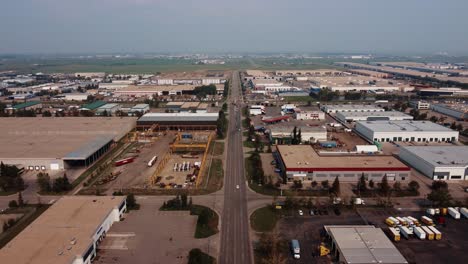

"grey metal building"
[399, 146, 468, 180]
[137, 112, 219, 130]
[324, 225, 408, 264]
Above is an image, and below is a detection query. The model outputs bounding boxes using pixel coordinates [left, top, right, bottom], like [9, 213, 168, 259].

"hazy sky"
[1, 0, 468, 55]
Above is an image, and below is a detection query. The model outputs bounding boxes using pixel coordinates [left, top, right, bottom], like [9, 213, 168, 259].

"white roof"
[401, 146, 468, 167]
[357, 120, 457, 133]
[327, 226, 408, 264]
[338, 111, 413, 118]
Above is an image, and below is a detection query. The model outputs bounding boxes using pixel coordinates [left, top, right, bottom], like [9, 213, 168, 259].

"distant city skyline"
[1, 0, 468, 55]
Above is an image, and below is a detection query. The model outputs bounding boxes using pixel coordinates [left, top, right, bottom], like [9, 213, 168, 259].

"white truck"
[448, 207, 460, 219]
[400, 226, 412, 239]
[291, 239, 300, 259]
[147, 155, 158, 167]
[460, 207, 468, 219]
[413, 227, 426, 240]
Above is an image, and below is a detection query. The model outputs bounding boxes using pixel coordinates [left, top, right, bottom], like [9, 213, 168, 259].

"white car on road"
[236, 185, 240, 189]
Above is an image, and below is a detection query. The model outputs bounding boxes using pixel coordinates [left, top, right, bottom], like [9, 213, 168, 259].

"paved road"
[219, 71, 253, 264]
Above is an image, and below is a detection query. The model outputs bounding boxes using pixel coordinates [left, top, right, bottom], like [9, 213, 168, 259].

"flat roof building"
[0, 196, 127, 264]
[324, 226, 408, 264]
[275, 145, 410, 183]
[0, 117, 136, 170]
[337, 111, 413, 123]
[321, 104, 384, 114]
[431, 103, 468, 120]
[137, 112, 218, 130]
[269, 126, 327, 144]
[95, 103, 121, 115]
[399, 146, 468, 181]
[355, 120, 459, 143]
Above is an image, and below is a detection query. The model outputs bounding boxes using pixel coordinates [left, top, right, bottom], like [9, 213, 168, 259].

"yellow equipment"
[319, 243, 330, 257]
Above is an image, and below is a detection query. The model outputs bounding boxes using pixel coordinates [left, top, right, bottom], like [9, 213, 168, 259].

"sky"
[1, 0, 468, 55]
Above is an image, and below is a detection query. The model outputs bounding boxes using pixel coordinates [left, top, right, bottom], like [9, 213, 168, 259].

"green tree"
[379, 175, 390, 196]
[321, 180, 329, 189]
[37, 172, 51, 192]
[8, 200, 18, 208]
[181, 193, 188, 208]
[408, 180, 420, 193]
[18, 191, 24, 207]
[429, 116, 438, 123]
[368, 179, 375, 189]
[331, 176, 340, 195]
[311, 181, 318, 189]
[42, 110, 52, 117]
[427, 180, 452, 206]
[126, 193, 139, 210]
[393, 181, 401, 191]
[358, 174, 367, 193]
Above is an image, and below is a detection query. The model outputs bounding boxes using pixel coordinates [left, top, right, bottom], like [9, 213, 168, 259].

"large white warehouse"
[321, 104, 384, 114]
[399, 146, 468, 180]
[337, 111, 413, 123]
[355, 120, 459, 143]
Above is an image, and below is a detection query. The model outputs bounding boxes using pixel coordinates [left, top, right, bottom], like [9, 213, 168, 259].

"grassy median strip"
[250, 206, 278, 232]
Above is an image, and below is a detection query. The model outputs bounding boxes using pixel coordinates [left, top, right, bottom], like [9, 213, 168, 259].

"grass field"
[190, 205, 219, 238]
[0, 57, 339, 74]
[250, 206, 278, 232]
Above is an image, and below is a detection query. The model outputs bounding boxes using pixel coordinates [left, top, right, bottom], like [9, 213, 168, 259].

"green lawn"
[190, 205, 219, 238]
[188, 248, 215, 264]
[250, 206, 278, 232]
[212, 141, 225, 156]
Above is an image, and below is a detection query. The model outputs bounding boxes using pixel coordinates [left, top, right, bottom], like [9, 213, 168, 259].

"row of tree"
[36, 172, 72, 193]
[216, 110, 227, 138]
[193, 84, 217, 99]
[161, 193, 192, 210]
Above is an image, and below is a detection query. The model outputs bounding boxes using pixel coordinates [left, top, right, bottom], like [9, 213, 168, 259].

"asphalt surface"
[219, 71, 253, 264]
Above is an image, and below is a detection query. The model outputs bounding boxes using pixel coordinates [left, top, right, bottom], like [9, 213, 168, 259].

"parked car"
[298, 210, 304, 216]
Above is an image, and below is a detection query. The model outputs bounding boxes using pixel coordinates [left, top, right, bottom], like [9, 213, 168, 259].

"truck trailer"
[413, 227, 426, 240]
[428, 226, 442, 240]
[460, 207, 468, 219]
[421, 226, 434, 240]
[388, 227, 400, 242]
[407, 216, 420, 226]
[421, 216, 434, 226]
[385, 217, 399, 227]
[448, 207, 460, 219]
[400, 226, 412, 239]
[291, 239, 300, 259]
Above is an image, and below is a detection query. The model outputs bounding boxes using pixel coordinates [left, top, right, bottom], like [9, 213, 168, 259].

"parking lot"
[95, 197, 217, 264]
[277, 207, 366, 264]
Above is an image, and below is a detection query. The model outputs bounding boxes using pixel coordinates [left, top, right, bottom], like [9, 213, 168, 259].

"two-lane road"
[219, 71, 253, 264]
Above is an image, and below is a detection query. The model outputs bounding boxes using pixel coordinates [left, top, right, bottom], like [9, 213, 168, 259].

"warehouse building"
[355, 120, 459, 143]
[410, 100, 430, 110]
[337, 111, 413, 123]
[294, 110, 325, 120]
[0, 117, 136, 170]
[431, 104, 468, 120]
[275, 145, 410, 183]
[321, 104, 384, 114]
[129, 104, 150, 116]
[80, 101, 107, 111]
[324, 226, 408, 264]
[0, 196, 127, 264]
[269, 126, 327, 144]
[137, 112, 219, 130]
[4, 101, 42, 114]
[399, 146, 468, 180]
[96, 103, 121, 116]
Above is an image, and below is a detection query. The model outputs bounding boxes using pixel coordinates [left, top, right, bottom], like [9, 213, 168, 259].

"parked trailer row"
[173, 161, 192, 172]
[421, 226, 435, 240]
[388, 227, 400, 242]
[413, 227, 426, 240]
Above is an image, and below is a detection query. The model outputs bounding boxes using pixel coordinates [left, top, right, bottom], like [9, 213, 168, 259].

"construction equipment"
[319, 243, 330, 256]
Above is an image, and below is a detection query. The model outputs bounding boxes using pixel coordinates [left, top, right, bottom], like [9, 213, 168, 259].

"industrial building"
[96, 103, 121, 116]
[4, 101, 42, 114]
[268, 126, 327, 144]
[410, 100, 431, 110]
[112, 85, 197, 97]
[294, 110, 325, 120]
[336, 111, 413, 123]
[275, 145, 410, 183]
[129, 104, 150, 115]
[137, 112, 219, 130]
[399, 146, 468, 180]
[80, 101, 107, 111]
[0, 117, 136, 170]
[0, 196, 127, 264]
[324, 226, 408, 264]
[249, 105, 265, 116]
[355, 120, 459, 143]
[309, 76, 404, 92]
[431, 104, 468, 120]
[321, 104, 384, 114]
